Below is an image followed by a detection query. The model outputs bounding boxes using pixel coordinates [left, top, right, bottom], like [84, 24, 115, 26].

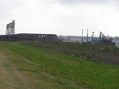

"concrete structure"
[6, 20, 15, 35]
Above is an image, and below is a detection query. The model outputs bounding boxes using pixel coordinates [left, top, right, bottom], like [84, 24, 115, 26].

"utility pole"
[82, 29, 84, 43]
[87, 29, 89, 42]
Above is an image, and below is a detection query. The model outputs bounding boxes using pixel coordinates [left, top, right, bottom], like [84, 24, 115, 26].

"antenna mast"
[82, 29, 84, 43]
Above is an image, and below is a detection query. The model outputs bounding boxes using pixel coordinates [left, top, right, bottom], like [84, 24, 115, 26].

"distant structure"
[98, 32, 115, 46]
[91, 32, 94, 41]
[6, 20, 15, 35]
[91, 32, 115, 46]
[0, 20, 59, 42]
[0, 34, 58, 42]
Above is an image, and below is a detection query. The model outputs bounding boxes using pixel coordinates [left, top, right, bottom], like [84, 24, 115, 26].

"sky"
[0, 0, 119, 37]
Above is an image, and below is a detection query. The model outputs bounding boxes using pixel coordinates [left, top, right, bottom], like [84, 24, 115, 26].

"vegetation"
[22, 41, 119, 66]
[0, 41, 119, 89]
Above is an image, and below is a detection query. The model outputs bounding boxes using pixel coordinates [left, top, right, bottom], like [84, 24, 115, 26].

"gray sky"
[0, 0, 119, 36]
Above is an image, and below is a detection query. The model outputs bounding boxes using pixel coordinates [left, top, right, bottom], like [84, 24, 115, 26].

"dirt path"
[0, 52, 30, 89]
[0, 48, 52, 89]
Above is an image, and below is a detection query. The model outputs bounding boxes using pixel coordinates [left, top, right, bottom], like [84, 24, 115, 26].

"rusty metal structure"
[99, 32, 115, 46]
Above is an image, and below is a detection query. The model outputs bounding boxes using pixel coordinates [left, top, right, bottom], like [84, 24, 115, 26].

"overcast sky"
[0, 0, 119, 36]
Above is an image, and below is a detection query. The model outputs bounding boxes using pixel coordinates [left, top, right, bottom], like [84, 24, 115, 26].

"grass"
[21, 41, 119, 65]
[0, 41, 119, 89]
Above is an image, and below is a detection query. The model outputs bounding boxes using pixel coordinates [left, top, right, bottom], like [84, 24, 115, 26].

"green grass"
[0, 41, 119, 89]
[20, 41, 119, 65]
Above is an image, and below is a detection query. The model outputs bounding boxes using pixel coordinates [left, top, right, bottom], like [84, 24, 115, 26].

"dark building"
[0, 33, 58, 42]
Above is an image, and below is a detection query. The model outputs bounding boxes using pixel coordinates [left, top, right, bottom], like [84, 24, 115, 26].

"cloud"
[54, 0, 111, 4]
[61, 0, 108, 3]
[0, 0, 119, 36]
[0, 0, 22, 18]
[46, 0, 119, 6]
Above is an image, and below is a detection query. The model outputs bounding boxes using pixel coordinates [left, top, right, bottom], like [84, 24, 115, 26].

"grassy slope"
[0, 42, 119, 89]
[22, 41, 119, 65]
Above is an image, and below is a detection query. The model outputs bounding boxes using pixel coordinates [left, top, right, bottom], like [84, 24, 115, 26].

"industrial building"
[0, 34, 58, 42]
